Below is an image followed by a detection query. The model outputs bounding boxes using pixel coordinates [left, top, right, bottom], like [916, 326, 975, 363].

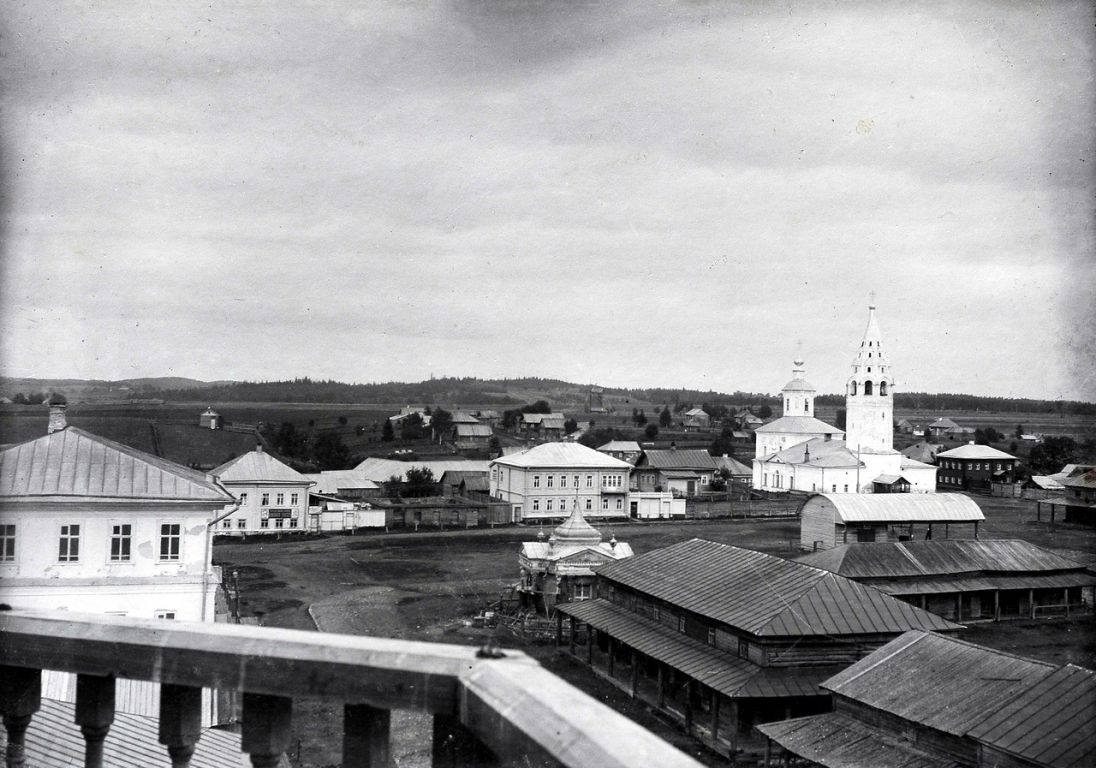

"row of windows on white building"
[238, 492, 300, 506]
[762, 474, 849, 493]
[529, 497, 625, 512]
[0, 523, 182, 564]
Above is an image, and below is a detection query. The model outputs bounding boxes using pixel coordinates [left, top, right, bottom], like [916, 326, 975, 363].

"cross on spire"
[869, 290, 876, 308]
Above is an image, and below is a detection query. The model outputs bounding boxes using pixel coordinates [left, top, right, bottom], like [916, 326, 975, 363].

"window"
[738, 639, 749, 659]
[155, 610, 176, 620]
[560, 475, 567, 488]
[58, 524, 80, 562]
[547, 475, 553, 488]
[290, 493, 299, 506]
[288, 518, 297, 528]
[864, 380, 873, 395]
[843, 484, 849, 492]
[573, 583, 592, 601]
[261, 493, 270, 506]
[996, 463, 1002, 471]
[880, 382, 888, 396]
[707, 627, 716, 646]
[276, 493, 285, 505]
[586, 475, 593, 488]
[0, 524, 14, 562]
[546, 499, 553, 512]
[616, 499, 623, 510]
[237, 519, 246, 529]
[533, 499, 540, 512]
[533, 475, 540, 488]
[274, 518, 284, 528]
[602, 498, 609, 510]
[585, 499, 592, 511]
[240, 493, 248, 505]
[110, 524, 132, 561]
[850, 381, 857, 396]
[159, 523, 181, 561]
[221, 519, 231, 529]
[260, 519, 269, 528]
[677, 615, 686, 634]
[832, 484, 837, 492]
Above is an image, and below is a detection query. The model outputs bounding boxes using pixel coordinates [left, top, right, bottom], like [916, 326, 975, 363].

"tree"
[758, 404, 773, 419]
[337, 415, 348, 426]
[1015, 424, 1024, 439]
[644, 423, 659, 439]
[564, 418, 578, 434]
[1028, 436, 1079, 475]
[383, 474, 403, 499]
[431, 408, 453, 441]
[659, 406, 672, 427]
[400, 413, 425, 440]
[835, 408, 847, 430]
[403, 466, 436, 498]
[523, 400, 552, 414]
[635, 410, 648, 426]
[313, 432, 350, 469]
[488, 436, 501, 455]
[11, 393, 26, 404]
[709, 434, 735, 457]
[381, 419, 395, 442]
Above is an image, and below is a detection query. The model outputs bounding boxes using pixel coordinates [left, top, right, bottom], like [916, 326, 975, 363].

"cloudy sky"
[1, 1, 1092, 400]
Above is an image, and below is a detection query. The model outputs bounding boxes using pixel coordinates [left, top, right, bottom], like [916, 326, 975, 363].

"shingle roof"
[754, 415, 843, 435]
[595, 539, 958, 638]
[823, 631, 1055, 736]
[0, 427, 232, 503]
[640, 449, 717, 471]
[802, 493, 985, 524]
[756, 712, 960, 768]
[1062, 466, 1096, 490]
[796, 540, 1089, 580]
[492, 443, 632, 470]
[936, 444, 1017, 460]
[967, 663, 1096, 767]
[210, 449, 311, 485]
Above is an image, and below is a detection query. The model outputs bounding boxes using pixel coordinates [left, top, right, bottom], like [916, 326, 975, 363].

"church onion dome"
[782, 358, 816, 392]
[551, 507, 603, 546]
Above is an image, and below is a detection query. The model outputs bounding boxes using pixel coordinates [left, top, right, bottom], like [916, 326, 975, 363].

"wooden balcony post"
[74, 674, 115, 768]
[607, 637, 616, 677]
[630, 649, 639, 698]
[342, 703, 390, 768]
[432, 712, 494, 767]
[158, 684, 203, 768]
[0, 665, 41, 768]
[242, 693, 292, 768]
[586, 625, 594, 664]
[711, 693, 720, 743]
[568, 616, 576, 654]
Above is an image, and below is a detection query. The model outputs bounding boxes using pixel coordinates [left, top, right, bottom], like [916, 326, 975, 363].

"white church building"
[752, 305, 937, 494]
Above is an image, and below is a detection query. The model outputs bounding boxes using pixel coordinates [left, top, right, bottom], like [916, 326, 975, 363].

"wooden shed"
[799, 493, 985, 551]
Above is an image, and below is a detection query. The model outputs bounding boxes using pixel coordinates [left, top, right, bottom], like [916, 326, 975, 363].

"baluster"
[74, 674, 115, 768]
[241, 693, 292, 768]
[159, 684, 203, 768]
[0, 665, 41, 768]
[431, 713, 495, 768]
[342, 703, 390, 768]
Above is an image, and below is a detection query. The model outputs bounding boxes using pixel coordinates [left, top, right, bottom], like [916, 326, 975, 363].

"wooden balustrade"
[0, 610, 704, 768]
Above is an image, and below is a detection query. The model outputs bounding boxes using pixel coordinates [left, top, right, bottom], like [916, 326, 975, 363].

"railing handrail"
[0, 610, 705, 768]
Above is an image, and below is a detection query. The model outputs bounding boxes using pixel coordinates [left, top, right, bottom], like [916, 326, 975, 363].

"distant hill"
[0, 376, 229, 404]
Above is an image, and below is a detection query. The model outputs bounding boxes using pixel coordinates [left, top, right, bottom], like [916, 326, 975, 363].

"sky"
[1, 1, 1093, 401]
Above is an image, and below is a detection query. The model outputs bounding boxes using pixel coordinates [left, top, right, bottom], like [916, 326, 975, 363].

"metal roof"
[823, 631, 1055, 737]
[928, 418, 960, 429]
[597, 441, 641, 452]
[595, 539, 958, 638]
[451, 411, 480, 423]
[303, 470, 380, 494]
[455, 424, 493, 437]
[968, 663, 1096, 768]
[754, 415, 843, 435]
[713, 455, 753, 475]
[3, 697, 255, 768]
[935, 444, 1017, 460]
[796, 540, 1088, 580]
[1028, 475, 1065, 490]
[801, 493, 985, 524]
[1062, 466, 1096, 490]
[354, 458, 490, 482]
[556, 599, 835, 699]
[0, 427, 232, 503]
[761, 438, 862, 468]
[640, 449, 717, 471]
[211, 448, 311, 485]
[492, 443, 632, 470]
[756, 712, 961, 768]
[863, 571, 1096, 596]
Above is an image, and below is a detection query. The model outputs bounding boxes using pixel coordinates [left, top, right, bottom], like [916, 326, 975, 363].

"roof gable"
[492, 442, 632, 469]
[211, 449, 310, 484]
[0, 427, 232, 503]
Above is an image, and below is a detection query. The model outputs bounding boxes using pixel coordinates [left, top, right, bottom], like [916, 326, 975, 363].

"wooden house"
[633, 448, 717, 496]
[757, 630, 1095, 768]
[799, 493, 985, 551]
[1035, 465, 1096, 526]
[555, 539, 958, 759]
[683, 408, 711, 430]
[936, 443, 1018, 492]
[797, 540, 1096, 622]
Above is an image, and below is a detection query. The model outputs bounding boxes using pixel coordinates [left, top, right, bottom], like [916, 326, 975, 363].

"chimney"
[256, 444, 264, 453]
[48, 403, 68, 434]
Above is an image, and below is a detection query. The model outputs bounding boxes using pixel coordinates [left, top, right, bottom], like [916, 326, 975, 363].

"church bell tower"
[845, 303, 894, 453]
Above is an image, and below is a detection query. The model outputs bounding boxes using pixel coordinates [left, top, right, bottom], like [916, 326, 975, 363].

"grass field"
[214, 494, 1096, 767]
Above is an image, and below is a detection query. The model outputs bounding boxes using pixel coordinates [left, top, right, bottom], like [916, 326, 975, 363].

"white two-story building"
[210, 446, 313, 535]
[490, 442, 632, 522]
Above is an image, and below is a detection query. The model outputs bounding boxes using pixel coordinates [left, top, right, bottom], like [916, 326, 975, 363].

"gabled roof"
[1027, 475, 1065, 490]
[797, 540, 1088, 580]
[900, 441, 943, 463]
[928, 417, 960, 429]
[455, 424, 493, 437]
[210, 449, 311, 485]
[639, 449, 717, 471]
[492, 443, 631, 470]
[823, 631, 1055, 737]
[302, 470, 379, 495]
[354, 458, 489, 482]
[0, 427, 232, 503]
[967, 663, 1096, 767]
[1061, 466, 1096, 490]
[597, 441, 641, 452]
[936, 444, 1017, 460]
[712, 454, 753, 475]
[802, 493, 985, 523]
[595, 539, 958, 638]
[450, 411, 480, 424]
[684, 408, 709, 417]
[754, 415, 843, 435]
